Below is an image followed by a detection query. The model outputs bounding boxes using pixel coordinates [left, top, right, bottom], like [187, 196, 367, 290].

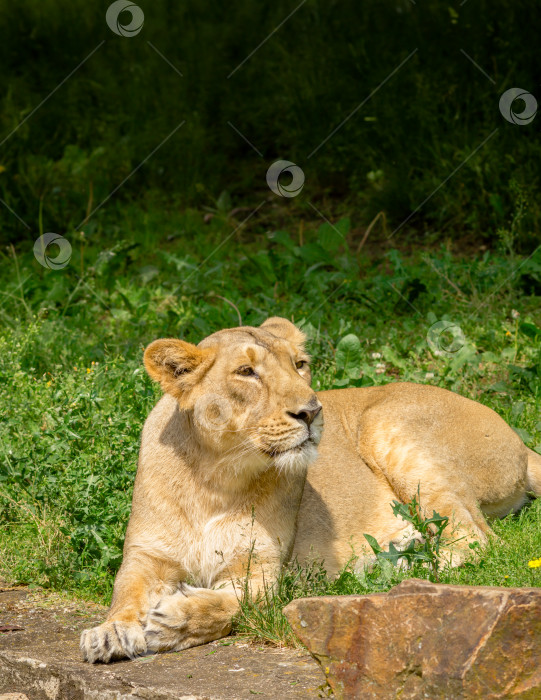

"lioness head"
[143, 317, 323, 475]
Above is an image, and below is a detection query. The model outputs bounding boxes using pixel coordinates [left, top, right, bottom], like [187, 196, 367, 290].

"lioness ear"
[144, 339, 214, 399]
[260, 317, 306, 348]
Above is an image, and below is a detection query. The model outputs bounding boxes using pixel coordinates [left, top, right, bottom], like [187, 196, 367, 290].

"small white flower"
[425, 372, 434, 380]
[511, 309, 520, 319]
[375, 363, 386, 374]
[371, 352, 382, 359]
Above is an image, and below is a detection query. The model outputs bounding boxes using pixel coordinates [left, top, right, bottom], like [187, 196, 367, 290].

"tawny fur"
[80, 317, 540, 663]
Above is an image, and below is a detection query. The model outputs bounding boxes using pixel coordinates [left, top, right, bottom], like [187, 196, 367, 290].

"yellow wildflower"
[46, 381, 52, 387]
[528, 558, 541, 569]
[505, 331, 512, 337]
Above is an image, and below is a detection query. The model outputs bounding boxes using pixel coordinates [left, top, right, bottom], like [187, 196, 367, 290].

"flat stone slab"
[284, 579, 541, 700]
[0, 584, 325, 699]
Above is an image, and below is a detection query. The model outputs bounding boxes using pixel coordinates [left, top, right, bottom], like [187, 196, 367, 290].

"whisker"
[203, 424, 260, 435]
[218, 436, 260, 462]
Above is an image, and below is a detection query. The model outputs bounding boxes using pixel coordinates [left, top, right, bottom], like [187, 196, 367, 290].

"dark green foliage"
[0, 1, 540, 246]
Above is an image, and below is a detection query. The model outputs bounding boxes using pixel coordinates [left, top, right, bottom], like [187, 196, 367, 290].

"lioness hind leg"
[144, 583, 239, 652]
[414, 489, 492, 567]
[361, 450, 493, 565]
[527, 448, 541, 496]
[372, 495, 487, 569]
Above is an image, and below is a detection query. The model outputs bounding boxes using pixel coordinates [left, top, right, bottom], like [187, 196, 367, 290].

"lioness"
[81, 317, 541, 663]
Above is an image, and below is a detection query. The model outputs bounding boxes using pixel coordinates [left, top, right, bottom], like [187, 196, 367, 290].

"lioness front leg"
[144, 582, 240, 652]
[80, 552, 179, 663]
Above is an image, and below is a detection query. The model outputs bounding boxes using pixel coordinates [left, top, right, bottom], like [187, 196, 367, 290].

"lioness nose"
[289, 404, 322, 427]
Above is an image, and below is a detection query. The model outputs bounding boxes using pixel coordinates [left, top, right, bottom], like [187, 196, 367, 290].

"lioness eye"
[236, 366, 256, 377]
[295, 360, 307, 369]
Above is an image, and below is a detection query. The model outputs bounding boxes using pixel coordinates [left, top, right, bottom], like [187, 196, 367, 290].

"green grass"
[1, 203, 540, 644]
[234, 498, 541, 646]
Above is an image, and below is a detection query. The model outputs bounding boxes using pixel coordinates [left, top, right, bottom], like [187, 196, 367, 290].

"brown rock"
[283, 579, 541, 699]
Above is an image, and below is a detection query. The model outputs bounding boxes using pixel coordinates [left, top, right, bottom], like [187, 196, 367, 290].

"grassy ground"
[1, 203, 540, 645]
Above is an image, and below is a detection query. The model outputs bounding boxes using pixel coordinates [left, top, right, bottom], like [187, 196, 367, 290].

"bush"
[1, 0, 540, 247]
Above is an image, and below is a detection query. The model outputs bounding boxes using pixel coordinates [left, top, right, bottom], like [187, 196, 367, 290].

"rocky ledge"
[0, 583, 324, 699]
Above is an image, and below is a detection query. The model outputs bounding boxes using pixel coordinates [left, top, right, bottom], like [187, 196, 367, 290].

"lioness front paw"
[144, 585, 234, 652]
[80, 620, 146, 663]
[144, 590, 190, 652]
